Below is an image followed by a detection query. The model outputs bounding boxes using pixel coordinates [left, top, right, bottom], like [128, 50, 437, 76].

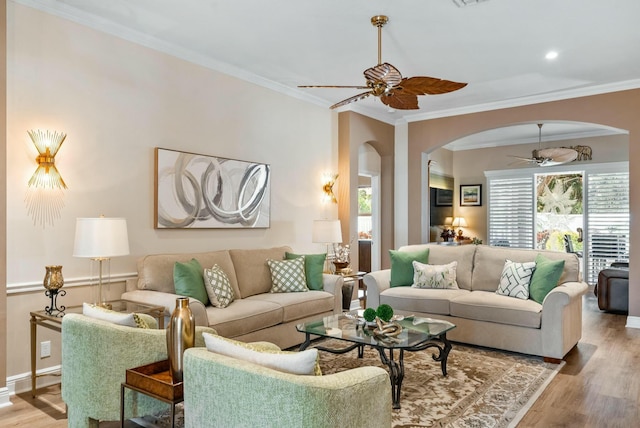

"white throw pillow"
[267, 257, 308, 293]
[412, 260, 459, 289]
[203, 264, 235, 308]
[203, 333, 318, 375]
[82, 302, 144, 327]
[496, 259, 536, 300]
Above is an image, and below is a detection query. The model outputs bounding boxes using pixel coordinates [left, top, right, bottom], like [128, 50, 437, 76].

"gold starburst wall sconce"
[25, 130, 67, 227]
[322, 173, 338, 204]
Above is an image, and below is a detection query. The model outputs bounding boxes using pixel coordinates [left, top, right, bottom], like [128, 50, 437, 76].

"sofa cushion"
[137, 250, 241, 299]
[267, 257, 308, 293]
[380, 288, 470, 315]
[412, 260, 459, 289]
[203, 264, 235, 308]
[389, 248, 429, 287]
[529, 254, 565, 304]
[496, 260, 536, 300]
[174, 258, 209, 305]
[285, 252, 326, 290]
[230, 246, 292, 298]
[471, 245, 578, 292]
[203, 333, 319, 376]
[204, 299, 283, 338]
[247, 291, 334, 323]
[398, 244, 475, 290]
[450, 291, 542, 328]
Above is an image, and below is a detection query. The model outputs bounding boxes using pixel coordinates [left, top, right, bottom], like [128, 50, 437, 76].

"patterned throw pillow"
[496, 259, 536, 300]
[412, 260, 459, 289]
[82, 302, 149, 328]
[203, 264, 235, 308]
[267, 257, 308, 293]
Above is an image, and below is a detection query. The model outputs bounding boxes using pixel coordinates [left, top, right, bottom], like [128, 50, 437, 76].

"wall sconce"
[322, 173, 338, 204]
[25, 130, 67, 228]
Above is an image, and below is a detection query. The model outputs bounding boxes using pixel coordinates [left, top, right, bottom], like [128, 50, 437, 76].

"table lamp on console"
[312, 219, 343, 273]
[73, 216, 130, 308]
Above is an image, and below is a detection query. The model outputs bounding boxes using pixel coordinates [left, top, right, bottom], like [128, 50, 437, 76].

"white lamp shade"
[312, 219, 342, 244]
[452, 217, 468, 228]
[73, 217, 130, 258]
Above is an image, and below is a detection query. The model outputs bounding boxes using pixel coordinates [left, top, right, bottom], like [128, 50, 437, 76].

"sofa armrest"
[121, 289, 209, 326]
[322, 273, 344, 314]
[363, 269, 391, 308]
[183, 348, 391, 428]
[540, 281, 589, 359]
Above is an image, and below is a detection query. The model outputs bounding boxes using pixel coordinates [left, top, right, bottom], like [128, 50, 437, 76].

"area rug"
[316, 339, 564, 428]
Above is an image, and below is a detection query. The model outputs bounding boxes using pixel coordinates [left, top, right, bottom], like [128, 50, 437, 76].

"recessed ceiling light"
[545, 51, 559, 60]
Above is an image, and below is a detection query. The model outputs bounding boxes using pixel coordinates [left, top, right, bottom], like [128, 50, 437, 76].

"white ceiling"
[17, 0, 640, 143]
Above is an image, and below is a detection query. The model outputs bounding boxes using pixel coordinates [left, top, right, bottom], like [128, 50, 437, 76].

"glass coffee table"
[297, 312, 456, 409]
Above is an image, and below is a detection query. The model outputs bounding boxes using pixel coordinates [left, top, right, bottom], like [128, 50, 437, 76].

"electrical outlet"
[40, 341, 51, 358]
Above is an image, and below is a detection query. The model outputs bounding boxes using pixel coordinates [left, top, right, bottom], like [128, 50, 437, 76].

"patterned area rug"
[316, 339, 564, 428]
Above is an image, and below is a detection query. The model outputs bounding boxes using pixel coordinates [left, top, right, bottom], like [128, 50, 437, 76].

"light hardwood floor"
[1, 288, 639, 427]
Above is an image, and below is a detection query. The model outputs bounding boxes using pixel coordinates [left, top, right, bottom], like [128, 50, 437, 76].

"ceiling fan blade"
[298, 85, 370, 89]
[379, 91, 419, 110]
[537, 148, 578, 164]
[330, 91, 374, 109]
[399, 76, 467, 95]
[364, 62, 402, 86]
[508, 155, 539, 163]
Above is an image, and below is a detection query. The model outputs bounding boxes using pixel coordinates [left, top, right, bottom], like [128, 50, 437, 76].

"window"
[486, 162, 629, 285]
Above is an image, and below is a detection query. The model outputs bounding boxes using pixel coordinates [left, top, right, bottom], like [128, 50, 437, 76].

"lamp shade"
[312, 219, 342, 244]
[73, 217, 130, 258]
[452, 217, 468, 228]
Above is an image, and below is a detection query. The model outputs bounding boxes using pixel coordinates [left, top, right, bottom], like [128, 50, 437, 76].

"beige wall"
[338, 112, 394, 270]
[4, 3, 337, 389]
[408, 90, 640, 318]
[1, 0, 7, 396]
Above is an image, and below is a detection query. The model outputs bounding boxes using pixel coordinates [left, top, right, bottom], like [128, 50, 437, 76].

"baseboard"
[6, 365, 62, 396]
[626, 315, 640, 329]
[0, 387, 11, 408]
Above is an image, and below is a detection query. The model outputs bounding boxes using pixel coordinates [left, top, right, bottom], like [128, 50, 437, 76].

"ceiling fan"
[298, 15, 467, 110]
[510, 124, 579, 167]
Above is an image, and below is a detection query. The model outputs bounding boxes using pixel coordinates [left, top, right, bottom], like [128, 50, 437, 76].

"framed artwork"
[460, 184, 482, 207]
[154, 148, 270, 229]
[435, 188, 453, 206]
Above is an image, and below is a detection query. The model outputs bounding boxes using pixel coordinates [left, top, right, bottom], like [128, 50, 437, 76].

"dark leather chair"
[595, 263, 629, 313]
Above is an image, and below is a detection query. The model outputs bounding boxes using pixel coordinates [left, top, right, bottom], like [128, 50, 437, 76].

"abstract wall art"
[155, 148, 270, 229]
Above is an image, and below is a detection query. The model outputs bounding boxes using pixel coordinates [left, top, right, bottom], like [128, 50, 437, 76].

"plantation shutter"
[486, 175, 534, 249]
[585, 170, 630, 284]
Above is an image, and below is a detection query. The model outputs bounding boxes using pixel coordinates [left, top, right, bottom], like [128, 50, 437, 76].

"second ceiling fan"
[299, 15, 467, 110]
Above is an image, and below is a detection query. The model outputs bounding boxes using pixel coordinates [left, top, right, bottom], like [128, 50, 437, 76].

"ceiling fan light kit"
[299, 15, 467, 111]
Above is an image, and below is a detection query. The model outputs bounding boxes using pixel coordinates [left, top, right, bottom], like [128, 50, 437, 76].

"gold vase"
[43, 265, 64, 290]
[166, 297, 195, 383]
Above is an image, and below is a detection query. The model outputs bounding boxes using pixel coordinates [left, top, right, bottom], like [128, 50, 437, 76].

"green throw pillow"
[285, 252, 326, 290]
[174, 258, 209, 305]
[389, 248, 430, 287]
[529, 254, 565, 304]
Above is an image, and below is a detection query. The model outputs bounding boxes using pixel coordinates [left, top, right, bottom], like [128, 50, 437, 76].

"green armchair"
[183, 347, 392, 428]
[61, 313, 215, 428]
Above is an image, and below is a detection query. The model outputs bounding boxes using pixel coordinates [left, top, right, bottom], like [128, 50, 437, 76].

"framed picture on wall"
[435, 188, 453, 206]
[460, 184, 482, 207]
[154, 147, 271, 229]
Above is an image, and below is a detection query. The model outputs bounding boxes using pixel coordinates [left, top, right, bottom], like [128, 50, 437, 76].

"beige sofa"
[364, 244, 588, 361]
[122, 246, 343, 350]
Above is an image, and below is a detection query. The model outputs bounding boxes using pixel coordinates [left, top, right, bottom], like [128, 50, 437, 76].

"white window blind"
[487, 176, 534, 249]
[586, 171, 629, 284]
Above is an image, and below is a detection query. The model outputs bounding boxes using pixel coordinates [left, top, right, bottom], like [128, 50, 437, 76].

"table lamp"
[73, 217, 130, 307]
[312, 219, 342, 273]
[452, 217, 468, 238]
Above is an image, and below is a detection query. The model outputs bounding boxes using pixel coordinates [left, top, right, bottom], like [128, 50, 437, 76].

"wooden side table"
[121, 360, 183, 428]
[30, 299, 165, 397]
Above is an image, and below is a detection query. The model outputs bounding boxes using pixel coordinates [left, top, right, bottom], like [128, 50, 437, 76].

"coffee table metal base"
[300, 332, 452, 409]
